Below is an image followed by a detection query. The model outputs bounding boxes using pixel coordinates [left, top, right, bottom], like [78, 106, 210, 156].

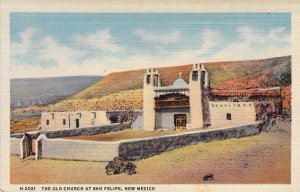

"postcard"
[1, 1, 300, 192]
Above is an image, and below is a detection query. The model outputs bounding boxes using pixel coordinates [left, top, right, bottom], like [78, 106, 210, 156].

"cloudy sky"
[10, 13, 290, 78]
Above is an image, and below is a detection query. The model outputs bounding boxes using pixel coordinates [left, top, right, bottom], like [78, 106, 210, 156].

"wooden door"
[174, 114, 187, 131]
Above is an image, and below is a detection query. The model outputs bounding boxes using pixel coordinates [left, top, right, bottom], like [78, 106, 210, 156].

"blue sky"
[10, 13, 290, 78]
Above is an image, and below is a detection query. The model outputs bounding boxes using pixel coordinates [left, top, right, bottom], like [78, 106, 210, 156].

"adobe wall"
[209, 101, 256, 128]
[119, 123, 259, 160]
[10, 138, 21, 155]
[131, 114, 143, 130]
[40, 138, 120, 161]
[41, 111, 110, 130]
[155, 108, 190, 130]
[12, 123, 259, 162]
[10, 122, 131, 139]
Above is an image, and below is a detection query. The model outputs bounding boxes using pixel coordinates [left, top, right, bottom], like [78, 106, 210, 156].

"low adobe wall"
[10, 122, 131, 139]
[10, 138, 21, 155]
[119, 123, 260, 160]
[39, 137, 119, 161]
[13, 123, 260, 162]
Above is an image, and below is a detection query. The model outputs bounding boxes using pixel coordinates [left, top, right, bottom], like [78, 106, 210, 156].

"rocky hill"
[73, 55, 291, 99]
[11, 55, 291, 114]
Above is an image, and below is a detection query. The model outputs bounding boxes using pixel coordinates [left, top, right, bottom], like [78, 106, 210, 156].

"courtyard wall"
[12, 122, 259, 161]
[119, 123, 260, 160]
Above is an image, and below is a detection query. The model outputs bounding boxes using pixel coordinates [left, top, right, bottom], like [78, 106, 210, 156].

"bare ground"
[10, 120, 290, 184]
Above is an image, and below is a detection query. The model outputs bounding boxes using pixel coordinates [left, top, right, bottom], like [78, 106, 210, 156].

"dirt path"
[10, 121, 290, 184]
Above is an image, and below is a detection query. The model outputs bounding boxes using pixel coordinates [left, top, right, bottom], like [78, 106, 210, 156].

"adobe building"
[40, 111, 110, 130]
[143, 64, 278, 131]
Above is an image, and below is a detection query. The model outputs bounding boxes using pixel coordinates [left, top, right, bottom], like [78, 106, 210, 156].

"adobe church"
[142, 64, 278, 131]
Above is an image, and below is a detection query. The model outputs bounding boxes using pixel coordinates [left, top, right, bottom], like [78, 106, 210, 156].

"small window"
[146, 75, 151, 84]
[153, 74, 159, 86]
[92, 112, 96, 119]
[227, 113, 232, 120]
[46, 119, 49, 125]
[63, 119, 66, 125]
[192, 71, 198, 81]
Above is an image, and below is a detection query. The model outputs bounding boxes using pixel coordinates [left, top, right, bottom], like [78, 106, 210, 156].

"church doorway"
[174, 114, 187, 131]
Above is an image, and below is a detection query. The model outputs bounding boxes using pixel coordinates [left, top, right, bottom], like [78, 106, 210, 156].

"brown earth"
[10, 117, 40, 134]
[10, 120, 290, 184]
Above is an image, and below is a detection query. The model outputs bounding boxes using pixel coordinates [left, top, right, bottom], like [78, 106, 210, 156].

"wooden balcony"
[155, 99, 190, 109]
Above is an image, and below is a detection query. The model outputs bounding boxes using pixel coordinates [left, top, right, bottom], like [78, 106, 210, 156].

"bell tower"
[143, 69, 160, 131]
[189, 64, 210, 129]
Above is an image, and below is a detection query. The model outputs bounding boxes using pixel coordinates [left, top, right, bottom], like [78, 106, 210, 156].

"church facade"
[142, 64, 275, 131]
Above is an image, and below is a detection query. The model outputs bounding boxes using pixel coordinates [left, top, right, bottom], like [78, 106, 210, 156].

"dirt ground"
[10, 120, 290, 184]
[10, 117, 40, 134]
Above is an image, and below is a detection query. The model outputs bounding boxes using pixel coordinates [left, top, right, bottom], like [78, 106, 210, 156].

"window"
[63, 119, 66, 125]
[153, 74, 159, 86]
[92, 112, 96, 119]
[226, 113, 232, 120]
[192, 71, 198, 81]
[146, 75, 151, 84]
[46, 120, 49, 125]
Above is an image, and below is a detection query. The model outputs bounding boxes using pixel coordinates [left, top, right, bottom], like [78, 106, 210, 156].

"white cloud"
[11, 27, 40, 56]
[134, 29, 181, 44]
[170, 28, 224, 63]
[72, 29, 122, 52]
[210, 26, 290, 61]
[11, 26, 290, 78]
[38, 36, 88, 65]
[201, 28, 223, 50]
[237, 26, 290, 44]
[267, 26, 290, 43]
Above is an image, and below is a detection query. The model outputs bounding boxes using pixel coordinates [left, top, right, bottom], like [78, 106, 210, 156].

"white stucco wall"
[10, 138, 21, 155]
[209, 101, 256, 128]
[41, 111, 110, 130]
[41, 138, 120, 161]
[155, 109, 190, 130]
